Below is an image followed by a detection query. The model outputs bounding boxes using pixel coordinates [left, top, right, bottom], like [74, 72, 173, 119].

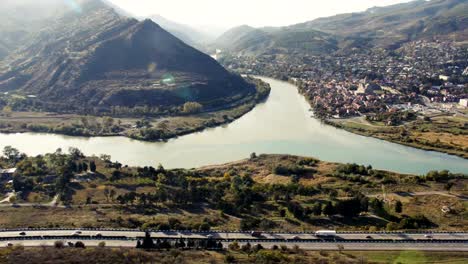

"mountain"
[148, 14, 211, 49]
[292, 0, 468, 49]
[213, 25, 338, 56]
[0, 0, 254, 112]
[213, 0, 467, 55]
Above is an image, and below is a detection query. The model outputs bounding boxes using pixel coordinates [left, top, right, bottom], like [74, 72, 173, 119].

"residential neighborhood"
[221, 40, 468, 120]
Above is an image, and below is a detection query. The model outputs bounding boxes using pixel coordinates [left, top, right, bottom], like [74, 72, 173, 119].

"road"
[0, 229, 466, 251]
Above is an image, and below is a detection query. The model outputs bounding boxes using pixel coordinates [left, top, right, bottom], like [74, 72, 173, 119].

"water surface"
[1, 77, 466, 174]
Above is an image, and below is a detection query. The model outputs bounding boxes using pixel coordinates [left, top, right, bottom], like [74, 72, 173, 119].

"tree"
[182, 102, 203, 114]
[2, 105, 12, 117]
[395, 201, 403, 213]
[3, 146, 21, 163]
[311, 203, 322, 216]
[90, 161, 97, 172]
[322, 201, 334, 216]
[141, 231, 155, 249]
[444, 182, 454, 193]
[74, 241, 86, 248]
[54, 241, 64, 249]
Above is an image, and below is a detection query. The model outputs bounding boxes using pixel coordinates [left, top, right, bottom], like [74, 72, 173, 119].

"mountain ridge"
[0, 0, 254, 113]
[213, 0, 467, 55]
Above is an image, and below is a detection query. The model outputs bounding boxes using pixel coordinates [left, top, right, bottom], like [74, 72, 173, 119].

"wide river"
[0, 77, 466, 174]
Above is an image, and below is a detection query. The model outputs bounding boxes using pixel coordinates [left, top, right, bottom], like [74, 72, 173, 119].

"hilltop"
[0, 0, 256, 115]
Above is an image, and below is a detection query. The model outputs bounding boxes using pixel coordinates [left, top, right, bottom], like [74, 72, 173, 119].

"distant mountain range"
[213, 0, 468, 55]
[0, 0, 254, 112]
[148, 14, 212, 50]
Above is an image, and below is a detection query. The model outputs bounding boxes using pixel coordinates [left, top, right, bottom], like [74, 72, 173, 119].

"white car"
[5, 242, 13, 247]
[424, 235, 433, 239]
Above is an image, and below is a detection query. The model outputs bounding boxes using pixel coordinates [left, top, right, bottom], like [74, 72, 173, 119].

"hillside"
[0, 0, 255, 114]
[213, 0, 468, 55]
[293, 0, 468, 49]
[213, 25, 338, 56]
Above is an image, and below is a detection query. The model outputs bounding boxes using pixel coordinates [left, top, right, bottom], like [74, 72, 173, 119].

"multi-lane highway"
[0, 229, 466, 251]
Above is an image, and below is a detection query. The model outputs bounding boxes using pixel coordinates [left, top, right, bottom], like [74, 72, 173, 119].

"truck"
[315, 230, 337, 237]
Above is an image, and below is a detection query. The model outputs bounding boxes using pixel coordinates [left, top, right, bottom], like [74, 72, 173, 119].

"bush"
[182, 102, 203, 114]
[54, 241, 64, 249]
[75, 241, 86, 248]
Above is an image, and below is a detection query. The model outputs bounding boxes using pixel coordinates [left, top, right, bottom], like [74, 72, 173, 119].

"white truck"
[315, 230, 337, 237]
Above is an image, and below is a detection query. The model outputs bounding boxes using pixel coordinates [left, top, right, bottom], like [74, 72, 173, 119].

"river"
[0, 77, 466, 174]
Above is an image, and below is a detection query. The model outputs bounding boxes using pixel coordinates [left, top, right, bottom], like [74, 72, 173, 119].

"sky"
[107, 0, 414, 28]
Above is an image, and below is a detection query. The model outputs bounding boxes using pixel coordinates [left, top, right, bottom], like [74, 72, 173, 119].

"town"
[221, 40, 468, 122]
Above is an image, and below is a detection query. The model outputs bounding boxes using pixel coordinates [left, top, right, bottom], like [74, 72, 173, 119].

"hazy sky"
[107, 0, 414, 28]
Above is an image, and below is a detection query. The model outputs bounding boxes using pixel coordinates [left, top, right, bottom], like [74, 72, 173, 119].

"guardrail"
[0, 228, 467, 235]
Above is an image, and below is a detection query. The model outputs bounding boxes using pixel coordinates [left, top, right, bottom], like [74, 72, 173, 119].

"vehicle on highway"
[424, 235, 433, 239]
[365, 235, 373, 239]
[206, 234, 214, 239]
[5, 242, 13, 247]
[19, 231, 26, 236]
[315, 230, 337, 237]
[72, 231, 82, 236]
[291, 236, 301, 240]
[95, 232, 102, 237]
[67, 242, 74, 247]
[251, 231, 262, 237]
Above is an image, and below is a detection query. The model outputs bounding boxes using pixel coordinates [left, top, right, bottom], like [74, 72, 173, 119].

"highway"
[0, 229, 466, 251]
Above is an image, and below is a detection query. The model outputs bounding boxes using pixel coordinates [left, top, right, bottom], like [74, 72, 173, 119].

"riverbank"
[1, 151, 466, 232]
[0, 77, 271, 142]
[326, 114, 468, 159]
[291, 80, 468, 159]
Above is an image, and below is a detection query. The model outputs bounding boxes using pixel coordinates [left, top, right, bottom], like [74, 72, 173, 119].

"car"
[424, 235, 433, 239]
[251, 231, 262, 237]
[19, 231, 26, 236]
[95, 232, 102, 237]
[206, 234, 214, 239]
[291, 236, 301, 240]
[5, 242, 13, 247]
[365, 235, 373, 239]
[72, 231, 82, 236]
[67, 242, 74, 247]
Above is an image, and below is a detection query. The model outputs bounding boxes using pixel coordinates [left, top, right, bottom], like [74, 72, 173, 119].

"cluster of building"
[223, 40, 468, 119]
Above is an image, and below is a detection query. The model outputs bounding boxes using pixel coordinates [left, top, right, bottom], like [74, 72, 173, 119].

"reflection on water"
[0, 77, 467, 174]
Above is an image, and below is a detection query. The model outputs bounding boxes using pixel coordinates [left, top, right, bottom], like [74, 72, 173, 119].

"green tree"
[89, 161, 97, 172]
[395, 201, 403, 213]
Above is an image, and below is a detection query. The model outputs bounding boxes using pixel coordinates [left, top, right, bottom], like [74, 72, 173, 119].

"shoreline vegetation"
[0, 77, 271, 142]
[1, 149, 466, 232]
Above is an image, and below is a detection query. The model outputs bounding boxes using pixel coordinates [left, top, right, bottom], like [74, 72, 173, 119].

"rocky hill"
[0, 0, 255, 113]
